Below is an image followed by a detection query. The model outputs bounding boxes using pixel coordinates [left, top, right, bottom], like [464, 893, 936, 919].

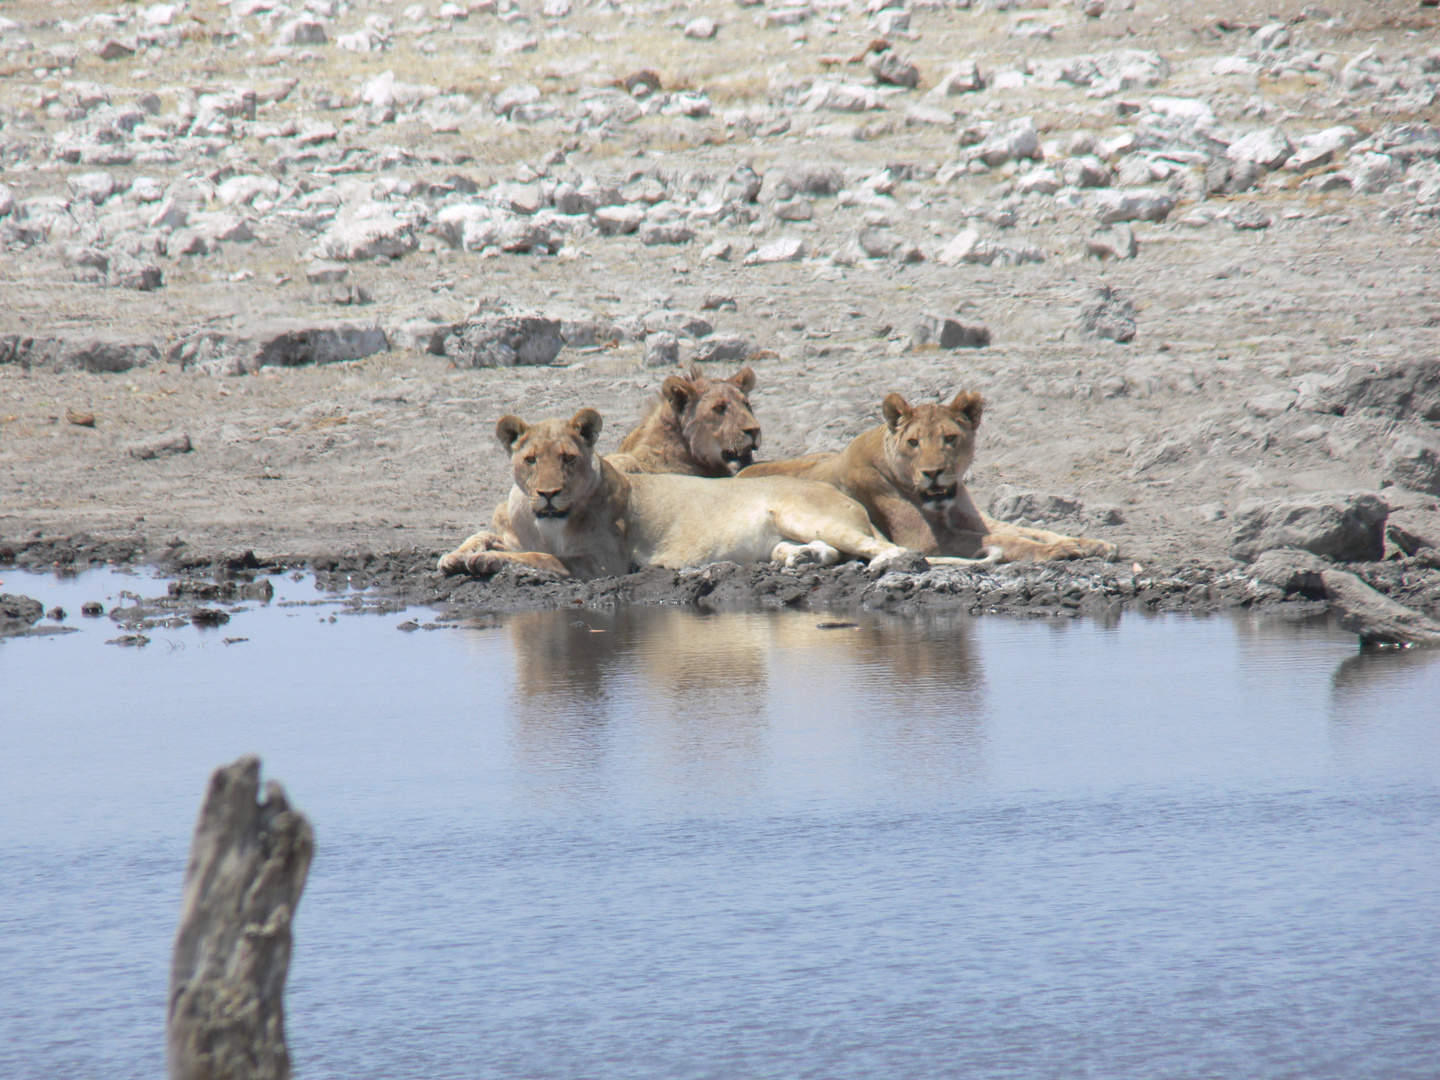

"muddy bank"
[5, 533, 1440, 638]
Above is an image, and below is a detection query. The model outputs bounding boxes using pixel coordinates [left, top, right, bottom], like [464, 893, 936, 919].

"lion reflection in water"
[495, 609, 987, 787]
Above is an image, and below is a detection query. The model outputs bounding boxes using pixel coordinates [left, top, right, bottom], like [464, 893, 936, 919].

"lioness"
[739, 391, 1118, 563]
[607, 364, 761, 476]
[438, 407, 966, 580]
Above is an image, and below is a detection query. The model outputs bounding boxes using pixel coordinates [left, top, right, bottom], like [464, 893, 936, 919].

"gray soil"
[3, 0, 1440, 625]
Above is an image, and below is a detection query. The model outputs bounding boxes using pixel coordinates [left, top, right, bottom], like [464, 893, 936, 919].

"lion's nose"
[920, 468, 945, 482]
[536, 487, 563, 503]
[743, 426, 760, 445]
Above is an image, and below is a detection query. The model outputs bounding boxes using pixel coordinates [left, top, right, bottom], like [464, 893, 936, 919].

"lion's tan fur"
[740, 391, 1118, 563]
[607, 365, 761, 477]
[438, 408, 918, 581]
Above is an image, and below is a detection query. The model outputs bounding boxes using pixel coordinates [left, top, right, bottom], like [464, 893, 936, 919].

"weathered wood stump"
[167, 756, 314, 1080]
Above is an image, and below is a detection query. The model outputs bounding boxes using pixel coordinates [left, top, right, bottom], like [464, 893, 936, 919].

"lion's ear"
[685, 363, 705, 383]
[949, 391, 984, 428]
[882, 392, 912, 431]
[660, 375, 694, 412]
[729, 365, 757, 395]
[496, 415, 528, 450]
[569, 407, 603, 446]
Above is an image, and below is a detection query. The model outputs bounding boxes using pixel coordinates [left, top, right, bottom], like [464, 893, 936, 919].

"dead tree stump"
[167, 755, 314, 1080]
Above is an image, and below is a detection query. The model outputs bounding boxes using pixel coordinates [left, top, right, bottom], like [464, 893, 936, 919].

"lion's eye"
[907, 438, 920, 448]
[561, 453, 577, 464]
[943, 434, 957, 445]
[714, 402, 727, 414]
[524, 455, 537, 465]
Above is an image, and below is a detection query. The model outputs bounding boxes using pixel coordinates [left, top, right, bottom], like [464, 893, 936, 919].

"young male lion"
[739, 390, 1118, 563]
[438, 407, 964, 580]
[606, 364, 761, 477]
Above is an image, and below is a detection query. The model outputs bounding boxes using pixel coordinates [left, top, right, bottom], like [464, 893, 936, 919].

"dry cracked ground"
[1, 0, 1439, 599]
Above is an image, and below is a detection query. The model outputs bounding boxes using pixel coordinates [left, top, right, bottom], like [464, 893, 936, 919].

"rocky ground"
[2, 0, 1440, 627]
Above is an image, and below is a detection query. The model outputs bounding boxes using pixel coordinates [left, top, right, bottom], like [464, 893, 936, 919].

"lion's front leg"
[439, 532, 570, 577]
[979, 516, 1119, 563]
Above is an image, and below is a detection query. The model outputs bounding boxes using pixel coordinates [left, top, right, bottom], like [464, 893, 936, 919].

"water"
[2, 569, 1438, 1080]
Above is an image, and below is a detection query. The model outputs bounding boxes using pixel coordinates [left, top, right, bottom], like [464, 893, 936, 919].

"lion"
[606, 364, 761, 476]
[437, 407, 992, 580]
[738, 390, 1118, 563]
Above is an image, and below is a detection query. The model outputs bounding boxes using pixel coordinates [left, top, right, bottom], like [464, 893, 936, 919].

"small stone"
[684, 16, 717, 38]
[68, 171, 117, 204]
[128, 430, 193, 460]
[773, 198, 814, 221]
[928, 318, 983, 348]
[276, 16, 328, 45]
[1080, 285, 1136, 343]
[1228, 205, 1272, 231]
[1226, 127, 1294, 170]
[744, 238, 806, 265]
[1093, 188, 1176, 224]
[928, 59, 984, 95]
[97, 39, 135, 61]
[644, 332, 680, 367]
[305, 260, 349, 285]
[638, 223, 696, 245]
[1385, 436, 1440, 496]
[868, 50, 920, 89]
[1085, 224, 1136, 261]
[594, 205, 645, 235]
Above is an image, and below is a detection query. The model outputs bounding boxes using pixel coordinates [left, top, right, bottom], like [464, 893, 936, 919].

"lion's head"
[881, 390, 984, 511]
[660, 364, 761, 473]
[496, 408, 604, 519]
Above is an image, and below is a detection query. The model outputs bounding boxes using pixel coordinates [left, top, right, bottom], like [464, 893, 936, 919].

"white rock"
[493, 83, 541, 117]
[335, 29, 377, 51]
[276, 16, 328, 45]
[311, 208, 416, 260]
[684, 16, 717, 38]
[147, 197, 188, 231]
[1226, 126, 1294, 170]
[1212, 56, 1259, 76]
[1093, 188, 1177, 224]
[744, 238, 806, 265]
[217, 174, 281, 207]
[1286, 126, 1360, 172]
[937, 228, 987, 266]
[1346, 153, 1396, 195]
[360, 70, 438, 109]
[143, 3, 179, 26]
[128, 177, 164, 203]
[801, 80, 884, 113]
[1017, 168, 1061, 196]
[68, 171, 116, 204]
[975, 118, 1040, 166]
[434, 204, 496, 250]
[1146, 96, 1215, 127]
[188, 211, 255, 243]
[594, 205, 645, 235]
[927, 59, 984, 96]
[0, 184, 14, 218]
[1252, 22, 1290, 51]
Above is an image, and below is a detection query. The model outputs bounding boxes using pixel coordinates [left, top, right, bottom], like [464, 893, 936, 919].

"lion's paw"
[438, 551, 469, 576]
[462, 551, 513, 577]
[779, 540, 842, 568]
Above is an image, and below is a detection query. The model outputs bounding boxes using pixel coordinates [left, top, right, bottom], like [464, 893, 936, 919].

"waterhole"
[2, 569, 1438, 1080]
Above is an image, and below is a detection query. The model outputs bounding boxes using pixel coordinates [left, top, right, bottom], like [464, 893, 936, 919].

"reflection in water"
[491, 609, 988, 798]
[5, 572, 1440, 1080]
[1331, 644, 1440, 702]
